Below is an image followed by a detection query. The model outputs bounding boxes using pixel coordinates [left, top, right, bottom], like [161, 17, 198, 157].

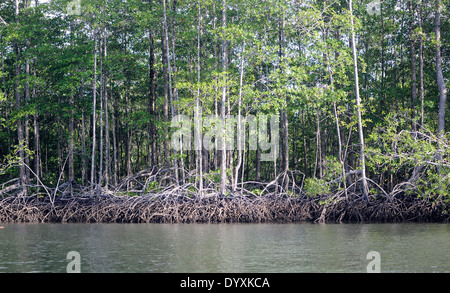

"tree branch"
[0, 15, 8, 26]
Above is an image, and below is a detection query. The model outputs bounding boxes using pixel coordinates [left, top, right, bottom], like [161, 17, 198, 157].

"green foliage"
[206, 170, 222, 185]
[415, 167, 450, 202]
[318, 197, 337, 206]
[0, 0, 448, 209]
[0, 144, 34, 176]
[144, 180, 160, 194]
[322, 156, 343, 182]
[366, 113, 450, 201]
[304, 178, 330, 197]
[251, 188, 263, 196]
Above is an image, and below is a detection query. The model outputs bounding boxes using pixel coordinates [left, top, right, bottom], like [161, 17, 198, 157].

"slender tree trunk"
[162, 0, 170, 168]
[196, 0, 203, 195]
[81, 107, 86, 186]
[149, 29, 156, 167]
[112, 93, 118, 186]
[240, 105, 247, 188]
[234, 41, 245, 191]
[393, 12, 400, 112]
[325, 30, 348, 198]
[170, 0, 180, 184]
[220, 0, 228, 195]
[91, 30, 98, 190]
[104, 31, 110, 189]
[32, 58, 40, 183]
[314, 108, 321, 178]
[380, 3, 386, 111]
[279, 8, 288, 173]
[302, 111, 308, 177]
[99, 34, 104, 187]
[282, 111, 289, 172]
[434, 0, 447, 141]
[14, 0, 28, 196]
[419, 1, 425, 128]
[121, 31, 132, 180]
[16, 68, 26, 192]
[68, 21, 75, 183]
[126, 86, 132, 178]
[213, 1, 218, 172]
[57, 98, 62, 177]
[68, 104, 74, 184]
[256, 146, 261, 181]
[24, 37, 30, 186]
[409, 0, 417, 131]
[349, 0, 369, 202]
[1, 36, 10, 159]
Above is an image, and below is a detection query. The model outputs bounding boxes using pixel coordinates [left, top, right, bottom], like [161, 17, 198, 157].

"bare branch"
[0, 15, 8, 26]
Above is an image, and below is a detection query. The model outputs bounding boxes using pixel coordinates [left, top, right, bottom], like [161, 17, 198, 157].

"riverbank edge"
[0, 193, 448, 223]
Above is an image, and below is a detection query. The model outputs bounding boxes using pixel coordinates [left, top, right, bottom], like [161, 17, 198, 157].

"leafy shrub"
[304, 177, 330, 197]
[366, 113, 450, 201]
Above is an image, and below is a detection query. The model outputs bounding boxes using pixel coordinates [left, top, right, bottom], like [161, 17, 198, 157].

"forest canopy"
[0, 0, 449, 209]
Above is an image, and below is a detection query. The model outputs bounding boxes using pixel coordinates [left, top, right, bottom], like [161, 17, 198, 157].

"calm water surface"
[0, 223, 448, 273]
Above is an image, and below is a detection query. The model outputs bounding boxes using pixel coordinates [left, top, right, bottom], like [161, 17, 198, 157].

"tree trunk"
[81, 107, 86, 186]
[213, 1, 219, 172]
[14, 0, 28, 196]
[126, 86, 132, 178]
[419, 1, 425, 128]
[196, 0, 203, 195]
[349, 0, 369, 202]
[1, 36, 10, 159]
[302, 111, 308, 177]
[234, 41, 245, 191]
[112, 94, 118, 187]
[279, 8, 288, 173]
[380, 3, 386, 111]
[434, 0, 447, 140]
[314, 108, 321, 179]
[91, 30, 98, 190]
[104, 31, 110, 189]
[324, 30, 348, 198]
[148, 29, 156, 167]
[409, 1, 417, 131]
[162, 0, 170, 169]
[32, 58, 41, 183]
[99, 35, 104, 187]
[170, 0, 180, 185]
[121, 30, 132, 180]
[24, 35, 30, 186]
[220, 0, 228, 195]
[68, 20, 75, 183]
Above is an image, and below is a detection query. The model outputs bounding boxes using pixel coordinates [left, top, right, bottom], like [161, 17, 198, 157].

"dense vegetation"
[0, 0, 449, 222]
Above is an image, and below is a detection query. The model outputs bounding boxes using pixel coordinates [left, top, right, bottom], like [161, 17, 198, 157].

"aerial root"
[0, 168, 448, 223]
[0, 190, 447, 223]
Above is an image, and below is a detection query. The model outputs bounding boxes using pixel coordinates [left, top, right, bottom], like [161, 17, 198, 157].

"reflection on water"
[0, 223, 449, 272]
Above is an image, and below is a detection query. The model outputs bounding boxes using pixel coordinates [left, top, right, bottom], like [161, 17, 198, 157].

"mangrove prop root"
[0, 191, 448, 224]
[0, 168, 448, 223]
